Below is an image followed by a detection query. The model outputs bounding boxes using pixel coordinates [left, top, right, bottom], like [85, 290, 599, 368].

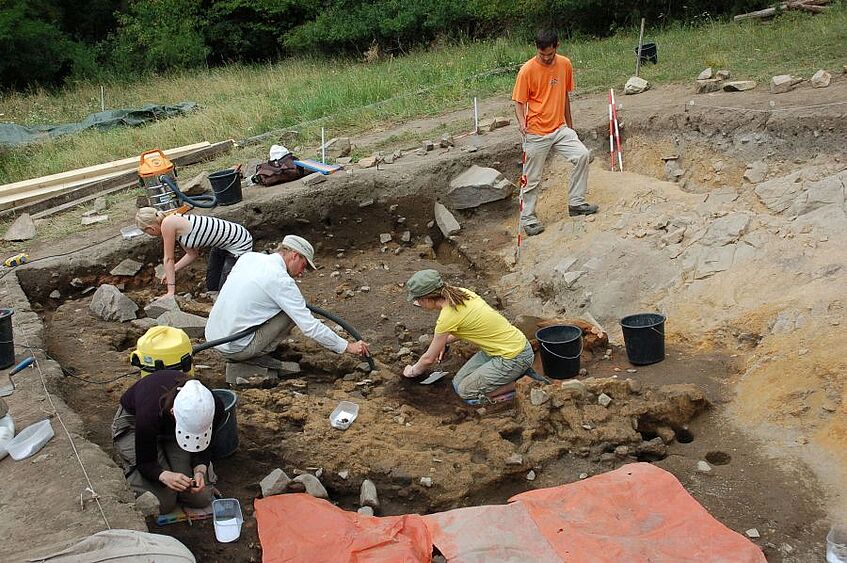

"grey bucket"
[209, 389, 239, 459]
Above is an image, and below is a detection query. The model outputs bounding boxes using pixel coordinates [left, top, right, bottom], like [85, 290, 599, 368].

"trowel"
[0, 356, 35, 397]
[419, 370, 448, 385]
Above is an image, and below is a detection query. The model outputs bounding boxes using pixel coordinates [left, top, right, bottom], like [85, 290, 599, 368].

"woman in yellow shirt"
[403, 269, 534, 401]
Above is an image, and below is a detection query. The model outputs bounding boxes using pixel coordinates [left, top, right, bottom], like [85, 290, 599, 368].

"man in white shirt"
[205, 235, 369, 369]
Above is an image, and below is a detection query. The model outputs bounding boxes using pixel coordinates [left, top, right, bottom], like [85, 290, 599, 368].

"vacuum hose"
[160, 174, 217, 209]
[192, 304, 375, 372]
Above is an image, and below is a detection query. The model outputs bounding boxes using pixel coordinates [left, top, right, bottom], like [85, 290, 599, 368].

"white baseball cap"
[282, 234, 317, 269]
[269, 144, 290, 160]
[173, 380, 215, 452]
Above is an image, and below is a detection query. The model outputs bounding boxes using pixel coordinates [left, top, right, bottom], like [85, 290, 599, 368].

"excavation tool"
[0, 356, 35, 397]
[138, 149, 219, 213]
[514, 144, 528, 263]
[609, 89, 623, 171]
[420, 345, 450, 385]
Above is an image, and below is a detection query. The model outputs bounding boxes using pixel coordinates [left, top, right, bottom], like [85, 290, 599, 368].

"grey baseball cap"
[282, 234, 317, 269]
[406, 269, 444, 301]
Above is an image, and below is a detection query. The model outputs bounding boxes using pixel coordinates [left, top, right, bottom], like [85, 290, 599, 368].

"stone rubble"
[89, 284, 138, 322]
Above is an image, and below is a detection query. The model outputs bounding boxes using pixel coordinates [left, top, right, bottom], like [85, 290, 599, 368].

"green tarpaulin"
[0, 102, 198, 147]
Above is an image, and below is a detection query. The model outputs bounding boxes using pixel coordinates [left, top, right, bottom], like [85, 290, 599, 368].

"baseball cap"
[282, 234, 317, 269]
[406, 269, 444, 301]
[173, 380, 215, 452]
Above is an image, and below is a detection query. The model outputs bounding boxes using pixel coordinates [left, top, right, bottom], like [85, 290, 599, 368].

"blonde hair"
[135, 207, 165, 229]
[422, 284, 470, 308]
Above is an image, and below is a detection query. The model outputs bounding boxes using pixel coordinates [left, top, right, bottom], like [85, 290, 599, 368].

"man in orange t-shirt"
[512, 29, 596, 236]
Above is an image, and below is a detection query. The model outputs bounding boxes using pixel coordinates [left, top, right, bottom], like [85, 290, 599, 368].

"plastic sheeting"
[254, 464, 764, 563]
[29, 529, 195, 562]
[255, 494, 432, 562]
[0, 102, 198, 147]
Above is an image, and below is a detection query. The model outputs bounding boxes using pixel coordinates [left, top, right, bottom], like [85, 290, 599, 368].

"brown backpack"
[253, 154, 305, 186]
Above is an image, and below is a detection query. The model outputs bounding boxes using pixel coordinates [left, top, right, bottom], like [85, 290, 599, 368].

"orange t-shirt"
[512, 54, 574, 135]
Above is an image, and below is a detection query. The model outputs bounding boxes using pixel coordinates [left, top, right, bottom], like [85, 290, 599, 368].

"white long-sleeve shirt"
[205, 252, 348, 354]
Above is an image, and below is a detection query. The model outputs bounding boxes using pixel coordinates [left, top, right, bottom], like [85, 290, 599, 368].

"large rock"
[700, 213, 750, 246]
[770, 74, 800, 94]
[624, 76, 650, 95]
[321, 137, 351, 159]
[135, 491, 161, 517]
[89, 284, 138, 322]
[156, 310, 206, 338]
[696, 79, 723, 94]
[447, 166, 513, 209]
[723, 81, 756, 92]
[693, 244, 738, 279]
[144, 295, 180, 318]
[697, 67, 713, 80]
[811, 69, 831, 88]
[743, 161, 769, 184]
[360, 479, 379, 508]
[260, 468, 292, 497]
[3, 213, 36, 241]
[293, 473, 328, 499]
[110, 259, 143, 277]
[433, 203, 460, 237]
[225, 362, 276, 386]
[182, 171, 211, 196]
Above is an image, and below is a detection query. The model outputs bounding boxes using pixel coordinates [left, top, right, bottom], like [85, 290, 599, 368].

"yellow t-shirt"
[511, 54, 574, 135]
[434, 289, 528, 359]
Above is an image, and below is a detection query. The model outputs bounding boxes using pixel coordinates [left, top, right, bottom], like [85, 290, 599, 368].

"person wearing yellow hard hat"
[112, 371, 224, 514]
[402, 269, 534, 402]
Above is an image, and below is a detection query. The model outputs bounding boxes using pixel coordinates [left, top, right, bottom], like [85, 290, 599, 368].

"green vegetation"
[1, 7, 844, 184]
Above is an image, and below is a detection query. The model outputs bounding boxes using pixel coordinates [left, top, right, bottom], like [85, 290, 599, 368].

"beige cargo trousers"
[521, 125, 590, 227]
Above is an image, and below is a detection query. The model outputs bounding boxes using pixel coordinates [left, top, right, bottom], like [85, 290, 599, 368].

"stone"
[746, 528, 760, 539]
[694, 245, 737, 279]
[302, 172, 326, 186]
[448, 165, 513, 210]
[182, 171, 211, 196]
[89, 284, 138, 322]
[579, 473, 588, 479]
[81, 214, 109, 225]
[92, 197, 107, 212]
[110, 259, 143, 277]
[723, 81, 757, 92]
[144, 295, 180, 318]
[598, 393, 612, 407]
[715, 70, 731, 80]
[561, 380, 587, 395]
[662, 227, 686, 245]
[357, 506, 374, 517]
[131, 317, 158, 331]
[526, 470, 536, 481]
[696, 79, 723, 94]
[440, 134, 454, 148]
[400, 231, 411, 243]
[743, 161, 768, 184]
[71, 278, 84, 288]
[420, 476, 433, 488]
[635, 437, 667, 460]
[260, 468, 292, 497]
[358, 199, 374, 208]
[3, 213, 36, 241]
[697, 67, 713, 80]
[338, 470, 349, 480]
[379, 233, 392, 244]
[530, 388, 550, 406]
[506, 453, 523, 466]
[321, 137, 351, 158]
[696, 461, 712, 474]
[488, 117, 511, 131]
[360, 479, 379, 508]
[656, 426, 675, 443]
[135, 491, 161, 517]
[562, 271, 586, 289]
[225, 362, 276, 386]
[336, 157, 352, 165]
[422, 140, 435, 152]
[614, 446, 629, 459]
[358, 156, 378, 168]
[770, 74, 799, 94]
[811, 69, 831, 88]
[624, 76, 650, 95]
[156, 310, 207, 338]
[434, 202, 461, 236]
[293, 473, 328, 499]
[49, 290, 61, 299]
[155, 264, 165, 280]
[701, 213, 750, 246]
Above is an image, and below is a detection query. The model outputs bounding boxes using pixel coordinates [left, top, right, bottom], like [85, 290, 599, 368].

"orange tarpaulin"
[254, 464, 764, 562]
[255, 494, 432, 562]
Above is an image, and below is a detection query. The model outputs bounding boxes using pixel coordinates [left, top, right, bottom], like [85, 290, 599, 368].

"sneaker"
[569, 203, 599, 216]
[523, 222, 545, 236]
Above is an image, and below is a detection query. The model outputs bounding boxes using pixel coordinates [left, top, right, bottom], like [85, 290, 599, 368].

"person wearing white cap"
[112, 371, 224, 513]
[205, 234, 369, 373]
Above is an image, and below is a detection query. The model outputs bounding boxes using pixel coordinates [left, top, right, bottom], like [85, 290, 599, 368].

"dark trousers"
[206, 248, 237, 291]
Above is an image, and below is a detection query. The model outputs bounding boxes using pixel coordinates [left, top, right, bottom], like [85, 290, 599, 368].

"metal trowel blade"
[420, 371, 449, 385]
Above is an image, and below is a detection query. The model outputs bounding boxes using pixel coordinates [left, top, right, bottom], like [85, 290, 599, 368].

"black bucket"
[620, 313, 666, 365]
[634, 42, 658, 65]
[209, 169, 242, 206]
[536, 324, 583, 379]
[0, 309, 14, 369]
[209, 389, 239, 459]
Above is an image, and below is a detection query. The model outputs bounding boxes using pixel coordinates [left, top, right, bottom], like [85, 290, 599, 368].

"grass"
[1, 7, 845, 185]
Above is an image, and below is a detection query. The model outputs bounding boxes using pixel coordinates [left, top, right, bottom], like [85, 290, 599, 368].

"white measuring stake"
[321, 127, 326, 164]
[473, 97, 479, 134]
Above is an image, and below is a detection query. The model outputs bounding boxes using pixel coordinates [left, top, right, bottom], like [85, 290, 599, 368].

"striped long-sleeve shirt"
[177, 214, 253, 256]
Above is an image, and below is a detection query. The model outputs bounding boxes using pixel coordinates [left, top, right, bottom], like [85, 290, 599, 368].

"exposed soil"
[9, 78, 847, 560]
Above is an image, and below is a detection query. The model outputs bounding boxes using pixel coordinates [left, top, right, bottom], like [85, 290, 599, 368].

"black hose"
[160, 174, 217, 209]
[191, 304, 375, 371]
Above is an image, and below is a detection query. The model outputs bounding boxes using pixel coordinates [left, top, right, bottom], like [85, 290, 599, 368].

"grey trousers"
[222, 310, 293, 362]
[112, 406, 213, 514]
[453, 341, 535, 400]
[522, 125, 590, 226]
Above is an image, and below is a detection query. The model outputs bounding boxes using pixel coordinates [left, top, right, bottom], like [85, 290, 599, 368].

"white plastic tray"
[329, 401, 359, 430]
[7, 419, 53, 460]
[213, 498, 243, 543]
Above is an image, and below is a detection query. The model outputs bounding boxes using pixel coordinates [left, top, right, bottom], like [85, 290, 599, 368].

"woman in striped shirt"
[136, 208, 253, 297]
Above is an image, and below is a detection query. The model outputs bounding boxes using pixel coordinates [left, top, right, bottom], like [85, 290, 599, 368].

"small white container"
[828, 525, 847, 563]
[213, 498, 243, 543]
[121, 226, 144, 240]
[7, 419, 53, 460]
[329, 401, 359, 430]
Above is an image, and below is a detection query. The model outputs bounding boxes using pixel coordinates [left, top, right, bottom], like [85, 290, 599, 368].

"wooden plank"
[0, 170, 135, 213]
[30, 183, 137, 220]
[0, 142, 211, 197]
[0, 139, 236, 218]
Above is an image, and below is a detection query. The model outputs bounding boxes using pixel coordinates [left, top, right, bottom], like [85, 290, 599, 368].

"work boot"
[523, 222, 545, 236]
[568, 203, 599, 217]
